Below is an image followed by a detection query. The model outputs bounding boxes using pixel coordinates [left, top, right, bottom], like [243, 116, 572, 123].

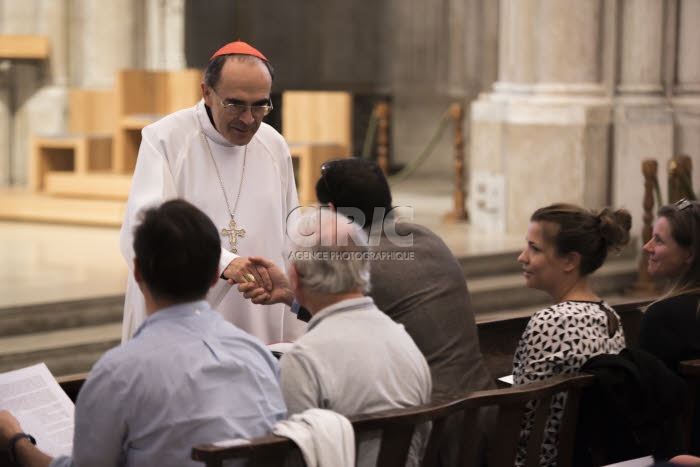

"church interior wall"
[0, 0, 698, 240]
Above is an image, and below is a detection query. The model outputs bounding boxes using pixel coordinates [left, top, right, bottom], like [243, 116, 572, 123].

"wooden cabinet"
[0, 35, 49, 59]
[113, 69, 202, 172]
[282, 91, 353, 207]
[30, 89, 115, 195]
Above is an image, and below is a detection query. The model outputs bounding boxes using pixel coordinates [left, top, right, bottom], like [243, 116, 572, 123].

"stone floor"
[0, 176, 524, 310]
[0, 221, 128, 309]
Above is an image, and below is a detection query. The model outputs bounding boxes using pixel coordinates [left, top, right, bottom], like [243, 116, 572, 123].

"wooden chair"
[192, 434, 298, 467]
[191, 373, 595, 467]
[679, 359, 700, 452]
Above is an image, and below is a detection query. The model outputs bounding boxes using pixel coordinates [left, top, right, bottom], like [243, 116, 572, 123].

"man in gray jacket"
[242, 158, 495, 465]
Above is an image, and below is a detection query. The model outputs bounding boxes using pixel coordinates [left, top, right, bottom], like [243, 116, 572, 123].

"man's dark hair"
[315, 158, 393, 227]
[133, 199, 220, 302]
[204, 54, 275, 89]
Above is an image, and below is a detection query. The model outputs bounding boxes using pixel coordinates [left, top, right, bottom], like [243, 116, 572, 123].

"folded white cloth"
[272, 408, 355, 467]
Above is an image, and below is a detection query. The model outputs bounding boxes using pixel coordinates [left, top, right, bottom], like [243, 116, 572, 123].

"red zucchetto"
[209, 40, 269, 62]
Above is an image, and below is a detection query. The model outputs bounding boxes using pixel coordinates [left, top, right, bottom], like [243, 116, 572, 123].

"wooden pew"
[56, 372, 87, 403]
[478, 299, 653, 380]
[679, 359, 700, 453]
[191, 373, 595, 467]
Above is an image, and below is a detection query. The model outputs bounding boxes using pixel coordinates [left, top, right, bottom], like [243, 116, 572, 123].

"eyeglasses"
[674, 198, 700, 225]
[675, 198, 693, 211]
[210, 88, 273, 118]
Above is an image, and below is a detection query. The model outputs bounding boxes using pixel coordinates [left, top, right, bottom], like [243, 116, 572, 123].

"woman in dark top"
[637, 198, 700, 454]
[637, 198, 700, 370]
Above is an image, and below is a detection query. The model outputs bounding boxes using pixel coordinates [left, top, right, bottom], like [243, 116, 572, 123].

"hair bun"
[597, 208, 632, 252]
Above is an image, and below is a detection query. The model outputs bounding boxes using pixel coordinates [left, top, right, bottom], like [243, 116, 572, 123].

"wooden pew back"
[679, 359, 700, 452]
[57, 372, 88, 402]
[458, 373, 595, 467]
[191, 373, 595, 467]
[479, 299, 653, 379]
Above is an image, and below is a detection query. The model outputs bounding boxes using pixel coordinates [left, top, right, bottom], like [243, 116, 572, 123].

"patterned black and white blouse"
[512, 300, 626, 467]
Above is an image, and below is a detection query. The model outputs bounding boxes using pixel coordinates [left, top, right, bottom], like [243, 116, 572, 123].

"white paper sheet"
[601, 455, 654, 467]
[498, 374, 514, 385]
[0, 363, 74, 457]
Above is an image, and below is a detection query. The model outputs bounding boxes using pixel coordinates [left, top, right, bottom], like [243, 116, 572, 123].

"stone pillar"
[390, 0, 499, 177]
[672, 0, 700, 202]
[0, 0, 68, 186]
[495, 0, 536, 89]
[72, 0, 136, 87]
[145, 0, 187, 70]
[390, 0, 453, 176]
[470, 0, 610, 234]
[617, 0, 664, 95]
[0, 63, 11, 186]
[612, 0, 674, 231]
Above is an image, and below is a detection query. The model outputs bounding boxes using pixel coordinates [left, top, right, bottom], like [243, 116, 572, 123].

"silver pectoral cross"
[221, 217, 246, 253]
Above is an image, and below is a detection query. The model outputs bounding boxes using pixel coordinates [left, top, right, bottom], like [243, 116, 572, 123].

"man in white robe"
[120, 41, 307, 344]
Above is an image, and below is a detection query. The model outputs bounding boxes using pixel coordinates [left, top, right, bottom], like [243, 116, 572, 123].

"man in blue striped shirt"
[1, 199, 286, 467]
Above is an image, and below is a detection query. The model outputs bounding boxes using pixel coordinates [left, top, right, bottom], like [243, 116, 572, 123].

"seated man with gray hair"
[282, 209, 432, 467]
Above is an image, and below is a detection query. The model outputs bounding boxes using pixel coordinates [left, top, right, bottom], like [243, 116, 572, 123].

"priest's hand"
[223, 257, 272, 292]
[237, 256, 294, 306]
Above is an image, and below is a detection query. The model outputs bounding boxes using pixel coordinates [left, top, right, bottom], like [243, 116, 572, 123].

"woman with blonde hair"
[638, 198, 700, 368]
[637, 198, 700, 454]
[512, 203, 632, 467]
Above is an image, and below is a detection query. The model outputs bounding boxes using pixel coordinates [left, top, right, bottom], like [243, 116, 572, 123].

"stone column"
[0, 0, 69, 186]
[390, 0, 499, 178]
[470, 0, 610, 234]
[612, 0, 674, 229]
[145, 0, 186, 70]
[389, 0, 452, 176]
[495, 0, 536, 90]
[617, 0, 664, 95]
[73, 0, 136, 87]
[672, 0, 700, 199]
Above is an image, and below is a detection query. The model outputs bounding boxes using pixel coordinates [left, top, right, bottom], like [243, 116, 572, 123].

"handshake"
[222, 256, 294, 307]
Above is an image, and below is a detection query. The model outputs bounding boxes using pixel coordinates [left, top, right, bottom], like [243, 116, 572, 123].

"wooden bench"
[191, 373, 595, 467]
[680, 359, 700, 453]
[479, 299, 653, 380]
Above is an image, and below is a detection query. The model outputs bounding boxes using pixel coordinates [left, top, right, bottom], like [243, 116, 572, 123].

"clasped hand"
[235, 256, 294, 306]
